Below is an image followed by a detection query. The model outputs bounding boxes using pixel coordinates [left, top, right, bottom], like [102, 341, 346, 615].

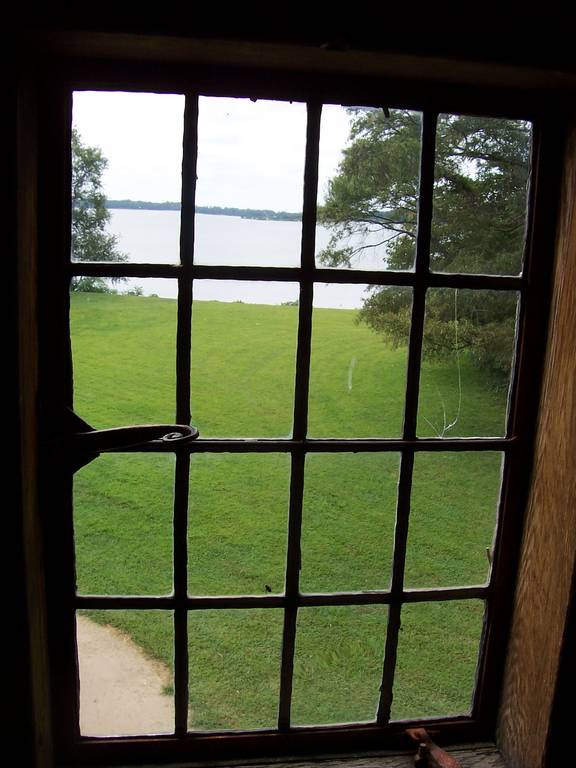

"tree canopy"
[71, 128, 127, 291]
[318, 109, 531, 382]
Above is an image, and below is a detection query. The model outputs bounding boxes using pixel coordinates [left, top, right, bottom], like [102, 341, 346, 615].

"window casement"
[32, 63, 561, 767]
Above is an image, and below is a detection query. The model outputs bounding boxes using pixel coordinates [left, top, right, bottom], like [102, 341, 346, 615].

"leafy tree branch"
[318, 108, 531, 382]
[71, 129, 127, 292]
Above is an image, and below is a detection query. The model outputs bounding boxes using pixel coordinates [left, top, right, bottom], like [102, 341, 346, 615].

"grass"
[71, 292, 508, 731]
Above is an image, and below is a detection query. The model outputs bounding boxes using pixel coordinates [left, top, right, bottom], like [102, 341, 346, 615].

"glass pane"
[308, 285, 411, 437]
[194, 97, 306, 267]
[72, 91, 184, 265]
[188, 609, 283, 731]
[432, 114, 531, 276]
[188, 454, 290, 595]
[292, 606, 387, 725]
[300, 453, 399, 592]
[71, 280, 177, 427]
[418, 289, 519, 437]
[74, 453, 175, 596]
[405, 453, 502, 588]
[391, 600, 485, 720]
[191, 280, 298, 437]
[77, 609, 174, 736]
[316, 106, 421, 271]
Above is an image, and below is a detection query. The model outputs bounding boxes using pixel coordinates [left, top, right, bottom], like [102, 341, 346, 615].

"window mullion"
[173, 93, 199, 737]
[177, 92, 198, 424]
[278, 451, 305, 731]
[292, 102, 322, 440]
[278, 102, 321, 731]
[403, 109, 437, 441]
[377, 111, 438, 724]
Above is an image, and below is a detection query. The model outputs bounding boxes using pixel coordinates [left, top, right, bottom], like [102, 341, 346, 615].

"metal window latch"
[406, 729, 463, 768]
[56, 407, 199, 473]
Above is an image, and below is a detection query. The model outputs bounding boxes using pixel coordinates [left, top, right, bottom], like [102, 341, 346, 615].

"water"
[105, 209, 392, 309]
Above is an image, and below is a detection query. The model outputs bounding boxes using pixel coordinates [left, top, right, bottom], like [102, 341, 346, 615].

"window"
[35, 66, 554, 766]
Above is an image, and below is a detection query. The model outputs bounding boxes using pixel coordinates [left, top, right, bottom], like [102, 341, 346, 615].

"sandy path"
[76, 615, 174, 736]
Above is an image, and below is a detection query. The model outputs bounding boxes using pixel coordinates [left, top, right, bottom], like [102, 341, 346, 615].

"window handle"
[59, 408, 199, 472]
[71, 423, 198, 452]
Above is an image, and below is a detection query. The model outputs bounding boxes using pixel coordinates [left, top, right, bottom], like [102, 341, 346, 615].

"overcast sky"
[72, 91, 352, 211]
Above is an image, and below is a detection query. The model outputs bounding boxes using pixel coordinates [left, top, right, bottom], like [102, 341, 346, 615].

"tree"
[318, 109, 531, 382]
[71, 128, 127, 291]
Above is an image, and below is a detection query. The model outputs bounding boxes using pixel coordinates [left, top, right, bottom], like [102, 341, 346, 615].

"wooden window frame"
[16, 33, 575, 768]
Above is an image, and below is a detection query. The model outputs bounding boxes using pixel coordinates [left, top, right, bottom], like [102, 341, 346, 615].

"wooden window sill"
[79, 744, 506, 768]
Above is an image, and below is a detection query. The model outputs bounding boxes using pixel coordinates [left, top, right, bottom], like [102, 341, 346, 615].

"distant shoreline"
[106, 200, 301, 222]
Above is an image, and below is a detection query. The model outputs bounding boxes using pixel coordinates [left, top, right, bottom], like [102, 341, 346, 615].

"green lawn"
[71, 292, 507, 730]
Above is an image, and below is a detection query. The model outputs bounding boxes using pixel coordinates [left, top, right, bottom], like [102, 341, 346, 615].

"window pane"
[391, 600, 485, 720]
[291, 606, 387, 725]
[71, 281, 177, 427]
[195, 214, 303, 267]
[188, 609, 283, 731]
[300, 453, 400, 592]
[191, 280, 298, 437]
[432, 114, 531, 276]
[316, 106, 421, 272]
[72, 91, 184, 265]
[308, 285, 411, 437]
[194, 97, 306, 267]
[418, 289, 519, 437]
[74, 453, 175, 596]
[188, 454, 290, 595]
[405, 453, 502, 588]
[108, 209, 182, 270]
[77, 609, 174, 736]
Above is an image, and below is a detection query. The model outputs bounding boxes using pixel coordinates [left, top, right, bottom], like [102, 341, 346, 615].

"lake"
[106, 209, 393, 309]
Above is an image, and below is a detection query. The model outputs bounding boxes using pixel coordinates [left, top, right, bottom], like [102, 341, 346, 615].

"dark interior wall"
[11, 78, 36, 767]
[546, 564, 575, 767]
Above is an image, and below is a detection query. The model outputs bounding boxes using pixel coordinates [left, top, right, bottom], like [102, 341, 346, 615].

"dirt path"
[76, 615, 174, 736]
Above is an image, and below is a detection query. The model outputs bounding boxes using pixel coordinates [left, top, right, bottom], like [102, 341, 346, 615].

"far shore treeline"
[105, 199, 301, 221]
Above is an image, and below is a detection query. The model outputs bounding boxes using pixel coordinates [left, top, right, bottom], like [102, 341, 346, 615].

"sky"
[72, 91, 353, 211]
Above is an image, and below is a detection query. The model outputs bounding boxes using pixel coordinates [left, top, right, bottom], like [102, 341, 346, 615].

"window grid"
[69, 96, 527, 737]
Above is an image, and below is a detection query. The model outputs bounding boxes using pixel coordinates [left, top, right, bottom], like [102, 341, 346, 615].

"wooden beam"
[21, 30, 576, 96]
[497, 114, 576, 768]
